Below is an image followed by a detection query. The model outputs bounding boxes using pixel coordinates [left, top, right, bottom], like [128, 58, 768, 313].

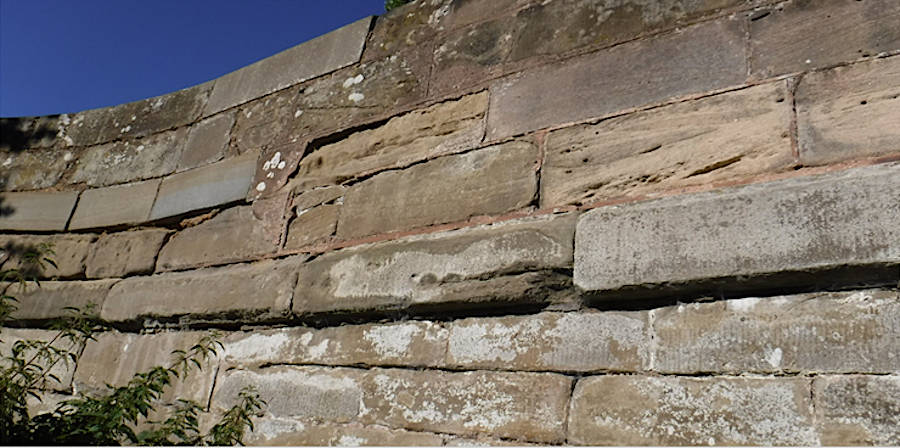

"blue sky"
[0, 0, 386, 117]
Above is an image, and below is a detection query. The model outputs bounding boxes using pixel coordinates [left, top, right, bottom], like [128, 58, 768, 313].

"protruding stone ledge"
[574, 162, 900, 298]
[69, 178, 160, 230]
[0, 190, 79, 232]
[0, 233, 95, 278]
[203, 16, 373, 116]
[6, 279, 116, 322]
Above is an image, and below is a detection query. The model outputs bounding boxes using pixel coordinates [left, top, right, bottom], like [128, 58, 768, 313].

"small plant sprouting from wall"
[385, 0, 412, 12]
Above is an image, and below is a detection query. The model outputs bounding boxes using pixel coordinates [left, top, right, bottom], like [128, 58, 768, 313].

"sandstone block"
[750, 0, 900, 79]
[0, 328, 78, 391]
[101, 257, 301, 322]
[797, 57, 900, 166]
[69, 179, 161, 230]
[0, 148, 74, 191]
[541, 82, 794, 207]
[6, 279, 116, 321]
[245, 420, 445, 446]
[204, 17, 372, 115]
[446, 311, 648, 372]
[431, 16, 518, 95]
[156, 206, 278, 271]
[69, 128, 186, 187]
[293, 92, 488, 190]
[574, 162, 900, 294]
[568, 375, 817, 445]
[222, 320, 447, 368]
[289, 185, 347, 210]
[177, 111, 235, 171]
[75, 331, 218, 405]
[0, 233, 94, 278]
[363, 0, 449, 61]
[294, 214, 576, 315]
[487, 19, 746, 139]
[26, 391, 69, 418]
[149, 149, 258, 220]
[653, 289, 900, 374]
[814, 375, 900, 446]
[337, 140, 538, 239]
[85, 229, 170, 278]
[284, 204, 339, 250]
[0, 190, 79, 231]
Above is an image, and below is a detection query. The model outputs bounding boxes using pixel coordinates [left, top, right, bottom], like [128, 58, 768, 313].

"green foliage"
[1, 243, 265, 445]
[385, 0, 412, 12]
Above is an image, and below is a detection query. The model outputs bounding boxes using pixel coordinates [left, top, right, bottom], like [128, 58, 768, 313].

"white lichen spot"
[294, 109, 303, 118]
[63, 135, 74, 146]
[266, 172, 274, 178]
[131, 115, 137, 121]
[120, 125, 132, 133]
[727, 297, 763, 312]
[263, 152, 282, 171]
[765, 347, 783, 368]
[277, 160, 285, 170]
[336, 435, 366, 446]
[136, 145, 145, 152]
[256, 182, 267, 192]
[348, 92, 365, 103]
[305, 338, 330, 359]
[63, 152, 73, 162]
[342, 74, 364, 88]
[363, 323, 421, 359]
[223, 330, 292, 366]
[2, 157, 12, 168]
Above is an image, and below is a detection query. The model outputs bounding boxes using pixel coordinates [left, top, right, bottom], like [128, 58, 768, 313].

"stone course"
[814, 375, 900, 446]
[0, 233, 94, 278]
[69, 179, 160, 230]
[0, 191, 79, 231]
[6, 279, 116, 321]
[69, 128, 187, 187]
[85, 229, 170, 278]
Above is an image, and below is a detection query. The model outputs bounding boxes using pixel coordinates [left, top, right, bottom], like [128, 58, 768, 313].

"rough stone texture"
[26, 391, 69, 418]
[149, 149, 258, 220]
[568, 375, 818, 445]
[749, 0, 900, 79]
[222, 320, 448, 368]
[65, 82, 211, 147]
[653, 289, 900, 374]
[0, 233, 95, 278]
[75, 331, 217, 404]
[177, 111, 235, 171]
[101, 257, 302, 322]
[797, 56, 900, 166]
[244, 420, 445, 446]
[814, 375, 900, 446]
[0, 328, 79, 391]
[69, 128, 187, 187]
[289, 184, 347, 209]
[487, 18, 746, 140]
[156, 206, 278, 271]
[85, 229, 170, 278]
[446, 311, 647, 372]
[337, 140, 538, 239]
[294, 213, 575, 314]
[69, 179, 161, 230]
[0, 148, 75, 191]
[0, 190, 79, 231]
[0, 115, 69, 152]
[292, 92, 488, 191]
[362, 0, 450, 61]
[6, 280, 116, 321]
[574, 162, 900, 292]
[284, 204, 339, 250]
[541, 82, 794, 207]
[204, 17, 372, 115]
[431, 15, 518, 95]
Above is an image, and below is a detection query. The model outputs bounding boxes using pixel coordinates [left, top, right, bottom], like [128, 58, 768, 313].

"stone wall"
[2, 0, 899, 445]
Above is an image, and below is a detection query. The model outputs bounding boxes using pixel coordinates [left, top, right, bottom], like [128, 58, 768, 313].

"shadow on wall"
[0, 116, 62, 218]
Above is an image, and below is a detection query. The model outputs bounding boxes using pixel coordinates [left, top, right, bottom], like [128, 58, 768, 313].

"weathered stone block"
[177, 111, 235, 171]
[653, 289, 900, 374]
[293, 92, 488, 190]
[541, 82, 794, 207]
[149, 149, 258, 220]
[0, 328, 78, 391]
[222, 320, 448, 368]
[294, 213, 576, 315]
[204, 17, 372, 115]
[69, 128, 187, 187]
[245, 420, 445, 446]
[0, 191, 79, 231]
[568, 375, 817, 445]
[337, 140, 538, 239]
[6, 280, 115, 321]
[156, 206, 278, 271]
[750, 0, 900, 79]
[574, 162, 900, 293]
[814, 375, 900, 446]
[446, 311, 648, 372]
[431, 16, 518, 95]
[289, 185, 347, 210]
[0, 148, 75, 191]
[75, 331, 217, 404]
[101, 257, 301, 322]
[69, 179, 161, 230]
[363, 0, 450, 61]
[797, 56, 900, 166]
[487, 19, 746, 139]
[0, 234, 94, 278]
[284, 204, 339, 250]
[85, 229, 170, 278]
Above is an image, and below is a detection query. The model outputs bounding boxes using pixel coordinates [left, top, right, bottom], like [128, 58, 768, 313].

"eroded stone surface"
[178, 111, 235, 171]
[0, 191, 79, 232]
[294, 214, 576, 314]
[0, 148, 74, 191]
[814, 375, 900, 446]
[0, 233, 95, 278]
[541, 82, 794, 207]
[284, 204, 339, 250]
[69, 179, 161, 230]
[336, 140, 538, 239]
[447, 311, 647, 371]
[0, 328, 79, 391]
[575, 163, 900, 292]
[85, 229, 170, 278]
[245, 420, 446, 446]
[653, 289, 900, 374]
[797, 56, 900, 165]
[69, 128, 187, 187]
[289, 185, 347, 209]
[568, 375, 818, 445]
[363, 0, 450, 61]
[6, 280, 116, 321]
